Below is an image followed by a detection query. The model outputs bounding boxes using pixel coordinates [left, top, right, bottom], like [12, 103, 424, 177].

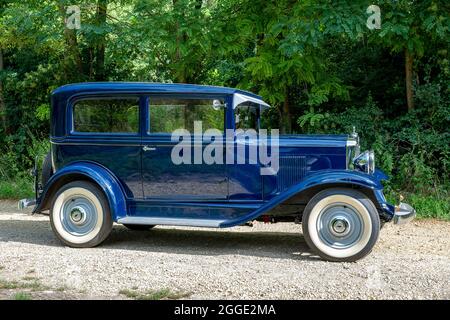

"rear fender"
[33, 161, 127, 221]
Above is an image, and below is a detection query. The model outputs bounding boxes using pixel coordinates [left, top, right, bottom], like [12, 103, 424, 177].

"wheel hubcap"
[317, 204, 363, 249]
[330, 216, 350, 237]
[60, 196, 98, 237]
[69, 207, 87, 225]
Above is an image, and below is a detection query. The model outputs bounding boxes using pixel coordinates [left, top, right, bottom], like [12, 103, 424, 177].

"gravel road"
[0, 200, 449, 300]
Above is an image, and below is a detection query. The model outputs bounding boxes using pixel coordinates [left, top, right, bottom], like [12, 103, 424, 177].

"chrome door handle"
[143, 146, 156, 152]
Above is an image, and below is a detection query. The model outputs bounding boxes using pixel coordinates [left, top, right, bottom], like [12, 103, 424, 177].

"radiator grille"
[277, 156, 307, 192]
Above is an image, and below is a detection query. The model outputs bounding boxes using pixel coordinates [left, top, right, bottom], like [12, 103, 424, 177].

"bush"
[0, 128, 49, 199]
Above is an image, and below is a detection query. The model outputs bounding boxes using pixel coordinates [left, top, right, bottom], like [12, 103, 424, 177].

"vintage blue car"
[19, 82, 415, 262]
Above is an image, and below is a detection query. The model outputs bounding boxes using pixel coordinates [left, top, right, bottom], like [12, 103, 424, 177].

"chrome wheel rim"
[317, 203, 363, 249]
[60, 196, 98, 237]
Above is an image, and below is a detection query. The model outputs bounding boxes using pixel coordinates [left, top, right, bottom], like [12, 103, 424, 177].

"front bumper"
[393, 202, 416, 225]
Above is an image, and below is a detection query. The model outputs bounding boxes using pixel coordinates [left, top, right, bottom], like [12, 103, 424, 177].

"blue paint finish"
[37, 82, 396, 229]
[220, 170, 391, 228]
[53, 138, 142, 198]
[140, 136, 228, 199]
[33, 161, 127, 221]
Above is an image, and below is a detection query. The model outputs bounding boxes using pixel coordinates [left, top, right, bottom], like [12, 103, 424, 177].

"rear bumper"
[18, 198, 36, 210]
[393, 202, 416, 225]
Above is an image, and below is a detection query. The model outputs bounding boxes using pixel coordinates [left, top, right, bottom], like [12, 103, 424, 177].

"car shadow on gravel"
[0, 219, 320, 261]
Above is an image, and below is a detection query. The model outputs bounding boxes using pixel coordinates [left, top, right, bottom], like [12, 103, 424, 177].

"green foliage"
[375, 0, 449, 56]
[298, 107, 327, 129]
[0, 0, 448, 220]
[405, 190, 450, 221]
[0, 175, 34, 199]
[13, 292, 32, 300]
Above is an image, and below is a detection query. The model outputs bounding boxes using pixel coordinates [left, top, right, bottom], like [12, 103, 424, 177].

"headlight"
[353, 150, 375, 174]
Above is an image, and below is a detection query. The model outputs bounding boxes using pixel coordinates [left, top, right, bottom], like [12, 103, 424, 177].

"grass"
[0, 278, 66, 300]
[405, 192, 450, 221]
[13, 292, 32, 300]
[0, 278, 48, 291]
[119, 288, 190, 300]
[0, 178, 34, 200]
[0, 279, 21, 290]
[56, 286, 68, 292]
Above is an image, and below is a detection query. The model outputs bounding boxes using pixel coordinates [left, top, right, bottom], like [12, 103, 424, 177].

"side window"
[149, 98, 225, 133]
[235, 102, 260, 131]
[73, 98, 139, 133]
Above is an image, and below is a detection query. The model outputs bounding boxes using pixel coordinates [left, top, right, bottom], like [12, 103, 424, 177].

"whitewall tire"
[302, 188, 380, 262]
[50, 181, 113, 248]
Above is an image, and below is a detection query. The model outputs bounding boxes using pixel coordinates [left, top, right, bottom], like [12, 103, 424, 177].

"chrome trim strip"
[233, 93, 270, 109]
[51, 141, 141, 147]
[117, 217, 225, 228]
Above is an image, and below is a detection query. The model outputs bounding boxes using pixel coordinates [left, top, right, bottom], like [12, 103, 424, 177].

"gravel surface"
[0, 200, 449, 300]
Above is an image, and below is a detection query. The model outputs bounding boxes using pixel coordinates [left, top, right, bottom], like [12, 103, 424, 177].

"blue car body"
[32, 82, 395, 228]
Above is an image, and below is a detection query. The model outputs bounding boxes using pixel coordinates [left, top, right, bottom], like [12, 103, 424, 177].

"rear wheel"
[302, 188, 380, 262]
[50, 181, 113, 248]
[123, 224, 155, 231]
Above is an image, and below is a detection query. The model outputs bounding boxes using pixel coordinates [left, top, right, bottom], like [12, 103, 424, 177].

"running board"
[117, 217, 226, 228]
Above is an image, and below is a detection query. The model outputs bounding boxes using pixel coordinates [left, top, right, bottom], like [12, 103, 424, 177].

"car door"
[58, 95, 143, 199]
[228, 101, 263, 201]
[141, 95, 228, 200]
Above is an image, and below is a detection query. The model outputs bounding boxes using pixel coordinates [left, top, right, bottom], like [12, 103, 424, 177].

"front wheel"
[50, 181, 113, 248]
[302, 188, 380, 262]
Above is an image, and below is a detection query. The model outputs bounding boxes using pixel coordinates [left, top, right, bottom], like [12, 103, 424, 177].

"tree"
[94, 0, 108, 80]
[373, 0, 449, 111]
[236, 0, 359, 133]
[131, 0, 231, 83]
[0, 0, 10, 132]
[58, 1, 84, 77]
[0, 47, 5, 133]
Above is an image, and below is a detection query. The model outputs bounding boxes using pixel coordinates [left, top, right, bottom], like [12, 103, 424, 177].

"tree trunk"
[58, 3, 84, 77]
[405, 49, 414, 112]
[95, 0, 108, 81]
[280, 88, 292, 134]
[0, 48, 7, 133]
[88, 47, 94, 80]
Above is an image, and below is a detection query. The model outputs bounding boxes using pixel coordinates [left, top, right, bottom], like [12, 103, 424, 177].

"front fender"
[220, 169, 392, 228]
[33, 161, 127, 221]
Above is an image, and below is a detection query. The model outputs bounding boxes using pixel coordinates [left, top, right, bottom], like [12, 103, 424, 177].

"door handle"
[143, 146, 156, 152]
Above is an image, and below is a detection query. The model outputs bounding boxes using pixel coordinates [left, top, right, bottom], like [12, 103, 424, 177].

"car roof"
[52, 82, 262, 100]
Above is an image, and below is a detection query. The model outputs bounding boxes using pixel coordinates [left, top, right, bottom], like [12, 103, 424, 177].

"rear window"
[73, 98, 139, 133]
